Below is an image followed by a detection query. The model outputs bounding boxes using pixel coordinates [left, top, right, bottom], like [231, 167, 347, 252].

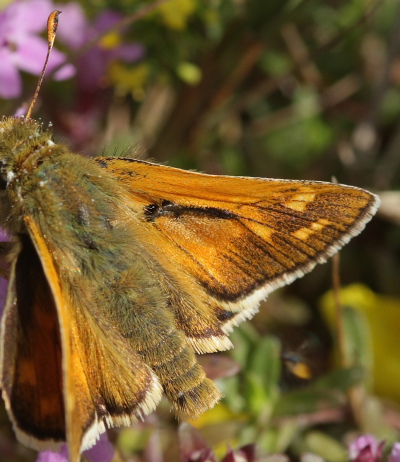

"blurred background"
[0, 0, 399, 461]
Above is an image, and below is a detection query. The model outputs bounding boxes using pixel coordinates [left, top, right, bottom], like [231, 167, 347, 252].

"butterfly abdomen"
[138, 327, 221, 419]
[98, 251, 221, 420]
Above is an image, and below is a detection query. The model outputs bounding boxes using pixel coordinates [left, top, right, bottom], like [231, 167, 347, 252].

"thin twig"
[332, 243, 367, 430]
[332, 253, 345, 366]
[234, 0, 384, 113]
[272, 407, 347, 427]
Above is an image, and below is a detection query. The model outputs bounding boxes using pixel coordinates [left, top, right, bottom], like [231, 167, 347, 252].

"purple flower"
[36, 445, 68, 462]
[349, 435, 384, 462]
[36, 434, 114, 462]
[0, 0, 69, 99]
[84, 432, 115, 462]
[76, 10, 145, 91]
[389, 443, 400, 462]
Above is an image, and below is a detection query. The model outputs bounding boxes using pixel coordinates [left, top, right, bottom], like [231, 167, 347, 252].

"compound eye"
[0, 176, 7, 191]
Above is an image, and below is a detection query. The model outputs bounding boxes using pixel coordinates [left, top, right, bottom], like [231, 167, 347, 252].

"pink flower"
[0, 0, 144, 99]
[0, 0, 71, 99]
[389, 443, 400, 462]
[55, 2, 87, 50]
[349, 435, 384, 462]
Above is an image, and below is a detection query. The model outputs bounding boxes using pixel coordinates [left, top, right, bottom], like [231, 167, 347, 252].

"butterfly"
[0, 10, 380, 462]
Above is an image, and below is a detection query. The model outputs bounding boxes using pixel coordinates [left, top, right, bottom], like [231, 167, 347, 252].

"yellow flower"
[176, 62, 202, 85]
[320, 284, 400, 403]
[99, 32, 122, 50]
[189, 402, 243, 427]
[109, 63, 149, 99]
[157, 0, 197, 30]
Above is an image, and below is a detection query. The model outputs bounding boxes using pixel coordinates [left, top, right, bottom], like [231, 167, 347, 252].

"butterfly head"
[0, 117, 55, 188]
[0, 116, 59, 233]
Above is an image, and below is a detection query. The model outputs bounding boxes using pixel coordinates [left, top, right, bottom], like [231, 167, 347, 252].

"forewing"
[0, 234, 65, 451]
[8, 217, 163, 462]
[96, 158, 380, 348]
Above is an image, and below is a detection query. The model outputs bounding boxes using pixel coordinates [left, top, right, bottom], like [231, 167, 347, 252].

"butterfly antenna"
[25, 10, 61, 120]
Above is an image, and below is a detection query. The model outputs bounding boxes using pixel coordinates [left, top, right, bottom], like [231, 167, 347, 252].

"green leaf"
[229, 324, 261, 365]
[303, 431, 347, 462]
[248, 336, 281, 397]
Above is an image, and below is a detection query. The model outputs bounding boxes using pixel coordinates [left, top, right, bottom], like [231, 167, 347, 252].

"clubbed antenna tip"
[25, 10, 61, 121]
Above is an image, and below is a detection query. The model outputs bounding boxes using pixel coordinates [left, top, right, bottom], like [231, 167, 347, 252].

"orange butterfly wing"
[0, 233, 66, 451]
[96, 157, 379, 352]
[0, 216, 163, 462]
